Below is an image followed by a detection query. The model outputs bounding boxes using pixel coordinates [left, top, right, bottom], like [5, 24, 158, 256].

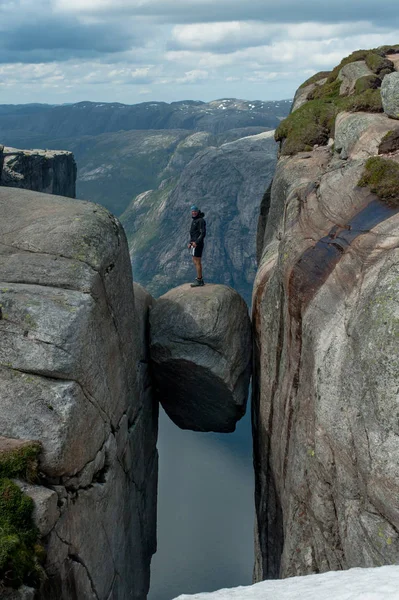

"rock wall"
[0, 188, 157, 599]
[253, 48, 399, 580]
[0, 145, 76, 198]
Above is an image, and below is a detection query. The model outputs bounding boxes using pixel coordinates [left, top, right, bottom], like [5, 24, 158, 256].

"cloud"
[0, 61, 157, 91]
[0, 1, 145, 63]
[53, 0, 399, 28]
[0, 0, 399, 104]
[170, 21, 378, 53]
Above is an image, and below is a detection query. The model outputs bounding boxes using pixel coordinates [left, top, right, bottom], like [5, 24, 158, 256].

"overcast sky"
[1, 0, 399, 104]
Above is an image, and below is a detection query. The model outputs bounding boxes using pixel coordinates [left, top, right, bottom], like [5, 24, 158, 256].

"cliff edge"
[253, 46, 399, 580]
[0, 145, 76, 198]
[0, 188, 157, 599]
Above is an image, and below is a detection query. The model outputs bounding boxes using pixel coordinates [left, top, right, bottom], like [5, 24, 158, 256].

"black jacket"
[190, 212, 206, 244]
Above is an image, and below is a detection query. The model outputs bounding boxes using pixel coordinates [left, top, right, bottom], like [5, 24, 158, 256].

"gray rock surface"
[150, 284, 252, 432]
[15, 482, 59, 537]
[0, 187, 157, 599]
[0, 147, 76, 197]
[2, 586, 36, 600]
[339, 60, 374, 95]
[253, 76, 399, 580]
[291, 78, 328, 112]
[381, 71, 399, 119]
[334, 112, 396, 159]
[123, 130, 278, 303]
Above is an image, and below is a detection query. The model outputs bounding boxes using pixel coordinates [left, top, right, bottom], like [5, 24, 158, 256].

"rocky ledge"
[0, 145, 76, 198]
[150, 284, 252, 432]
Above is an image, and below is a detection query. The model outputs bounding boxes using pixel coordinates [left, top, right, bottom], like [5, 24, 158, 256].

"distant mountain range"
[0, 98, 291, 140]
[0, 98, 291, 298]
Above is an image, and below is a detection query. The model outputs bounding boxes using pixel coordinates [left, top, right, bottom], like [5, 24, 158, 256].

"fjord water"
[149, 400, 254, 600]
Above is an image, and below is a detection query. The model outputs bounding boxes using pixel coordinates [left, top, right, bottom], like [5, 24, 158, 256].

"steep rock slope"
[123, 131, 278, 302]
[150, 284, 252, 432]
[0, 188, 157, 599]
[253, 47, 399, 580]
[0, 145, 76, 198]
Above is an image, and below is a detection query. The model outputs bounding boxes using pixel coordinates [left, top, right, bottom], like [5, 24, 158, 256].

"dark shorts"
[193, 243, 204, 258]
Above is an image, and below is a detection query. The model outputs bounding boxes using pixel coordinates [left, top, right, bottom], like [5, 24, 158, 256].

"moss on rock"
[358, 156, 399, 207]
[345, 88, 383, 112]
[308, 79, 341, 101]
[327, 48, 395, 83]
[275, 100, 335, 155]
[0, 440, 43, 589]
[327, 49, 370, 83]
[276, 47, 391, 155]
[365, 53, 394, 74]
[276, 88, 383, 155]
[0, 442, 41, 482]
[355, 75, 382, 94]
[378, 129, 399, 154]
[299, 71, 331, 89]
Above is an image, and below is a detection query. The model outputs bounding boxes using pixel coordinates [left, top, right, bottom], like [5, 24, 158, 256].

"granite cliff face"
[0, 145, 76, 198]
[253, 47, 399, 580]
[0, 187, 157, 599]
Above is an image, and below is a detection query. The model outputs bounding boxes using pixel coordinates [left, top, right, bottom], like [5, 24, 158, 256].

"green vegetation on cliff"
[0, 443, 41, 481]
[275, 89, 383, 155]
[358, 157, 399, 207]
[0, 441, 44, 589]
[276, 47, 398, 155]
[299, 71, 331, 89]
[327, 47, 397, 82]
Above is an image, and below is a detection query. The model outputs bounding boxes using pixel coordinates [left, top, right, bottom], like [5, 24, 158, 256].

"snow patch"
[173, 566, 399, 600]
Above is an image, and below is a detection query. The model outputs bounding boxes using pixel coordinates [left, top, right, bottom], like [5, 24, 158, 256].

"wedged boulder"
[0, 187, 157, 600]
[381, 71, 399, 119]
[150, 284, 252, 432]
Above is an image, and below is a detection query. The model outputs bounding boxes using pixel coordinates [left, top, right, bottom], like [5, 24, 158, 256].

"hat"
[190, 205, 199, 211]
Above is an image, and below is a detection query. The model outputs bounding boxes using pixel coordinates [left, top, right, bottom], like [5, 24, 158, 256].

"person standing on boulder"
[188, 205, 206, 287]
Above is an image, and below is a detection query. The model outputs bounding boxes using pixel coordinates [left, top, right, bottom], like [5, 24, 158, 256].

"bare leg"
[192, 257, 203, 279]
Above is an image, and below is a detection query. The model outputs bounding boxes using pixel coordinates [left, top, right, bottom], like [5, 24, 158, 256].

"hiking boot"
[190, 278, 204, 287]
